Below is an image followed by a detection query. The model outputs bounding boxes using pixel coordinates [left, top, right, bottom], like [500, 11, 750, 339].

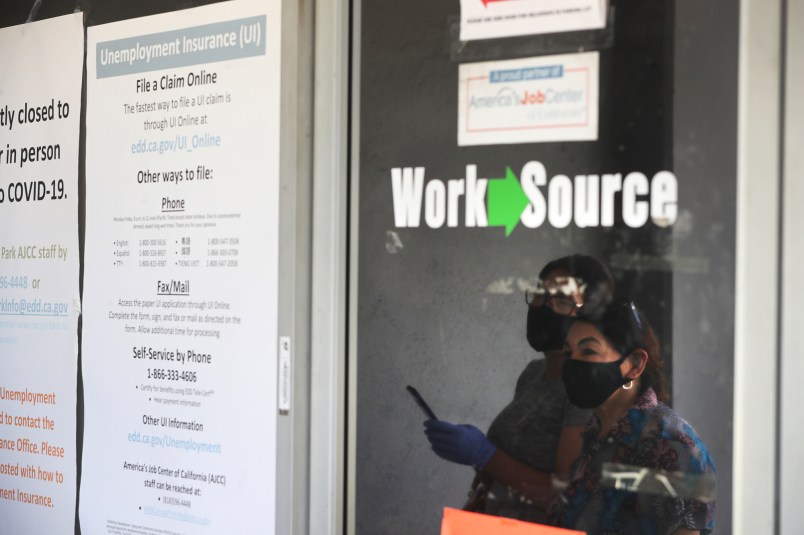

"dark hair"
[539, 254, 614, 315]
[638, 321, 669, 402]
[578, 301, 669, 402]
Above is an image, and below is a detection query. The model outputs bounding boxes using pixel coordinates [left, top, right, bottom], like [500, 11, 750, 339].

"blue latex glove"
[423, 419, 497, 470]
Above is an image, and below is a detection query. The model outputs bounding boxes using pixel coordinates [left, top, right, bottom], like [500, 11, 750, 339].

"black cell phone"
[406, 385, 438, 420]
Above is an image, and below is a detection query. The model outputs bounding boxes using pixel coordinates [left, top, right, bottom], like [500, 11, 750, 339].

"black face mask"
[562, 356, 630, 409]
[526, 306, 573, 352]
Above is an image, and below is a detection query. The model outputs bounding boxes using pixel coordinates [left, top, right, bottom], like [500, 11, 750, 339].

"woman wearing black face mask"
[550, 302, 716, 535]
[423, 255, 613, 522]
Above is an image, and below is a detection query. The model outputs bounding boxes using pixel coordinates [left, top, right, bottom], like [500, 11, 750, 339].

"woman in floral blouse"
[550, 301, 716, 535]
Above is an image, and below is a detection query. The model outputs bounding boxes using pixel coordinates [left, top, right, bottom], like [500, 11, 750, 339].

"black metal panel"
[354, 0, 737, 533]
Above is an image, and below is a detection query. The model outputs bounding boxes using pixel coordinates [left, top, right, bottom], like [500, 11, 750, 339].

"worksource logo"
[391, 161, 678, 236]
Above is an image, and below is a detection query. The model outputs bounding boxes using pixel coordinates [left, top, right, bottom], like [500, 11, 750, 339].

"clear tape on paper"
[600, 462, 716, 503]
[278, 336, 291, 414]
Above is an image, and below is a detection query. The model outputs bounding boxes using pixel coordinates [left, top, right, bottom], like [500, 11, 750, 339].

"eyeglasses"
[591, 300, 642, 326]
[625, 301, 642, 328]
[524, 289, 582, 315]
[589, 300, 646, 356]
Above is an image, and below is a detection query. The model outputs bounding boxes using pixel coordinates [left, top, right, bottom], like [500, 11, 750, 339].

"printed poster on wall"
[0, 13, 83, 533]
[80, 2, 280, 533]
[460, 0, 607, 41]
[458, 52, 599, 146]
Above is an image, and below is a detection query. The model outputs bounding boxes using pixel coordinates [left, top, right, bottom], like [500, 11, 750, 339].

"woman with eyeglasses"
[550, 301, 716, 534]
[423, 254, 614, 522]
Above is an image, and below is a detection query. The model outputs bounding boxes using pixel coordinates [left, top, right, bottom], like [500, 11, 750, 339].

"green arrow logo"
[487, 166, 529, 236]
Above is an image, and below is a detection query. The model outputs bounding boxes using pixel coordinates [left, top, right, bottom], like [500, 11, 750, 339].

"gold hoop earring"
[622, 380, 634, 390]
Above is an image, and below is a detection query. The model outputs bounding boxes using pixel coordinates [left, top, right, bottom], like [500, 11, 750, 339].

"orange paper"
[441, 507, 586, 535]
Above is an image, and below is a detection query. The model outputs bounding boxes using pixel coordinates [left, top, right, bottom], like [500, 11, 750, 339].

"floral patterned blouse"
[549, 388, 716, 534]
